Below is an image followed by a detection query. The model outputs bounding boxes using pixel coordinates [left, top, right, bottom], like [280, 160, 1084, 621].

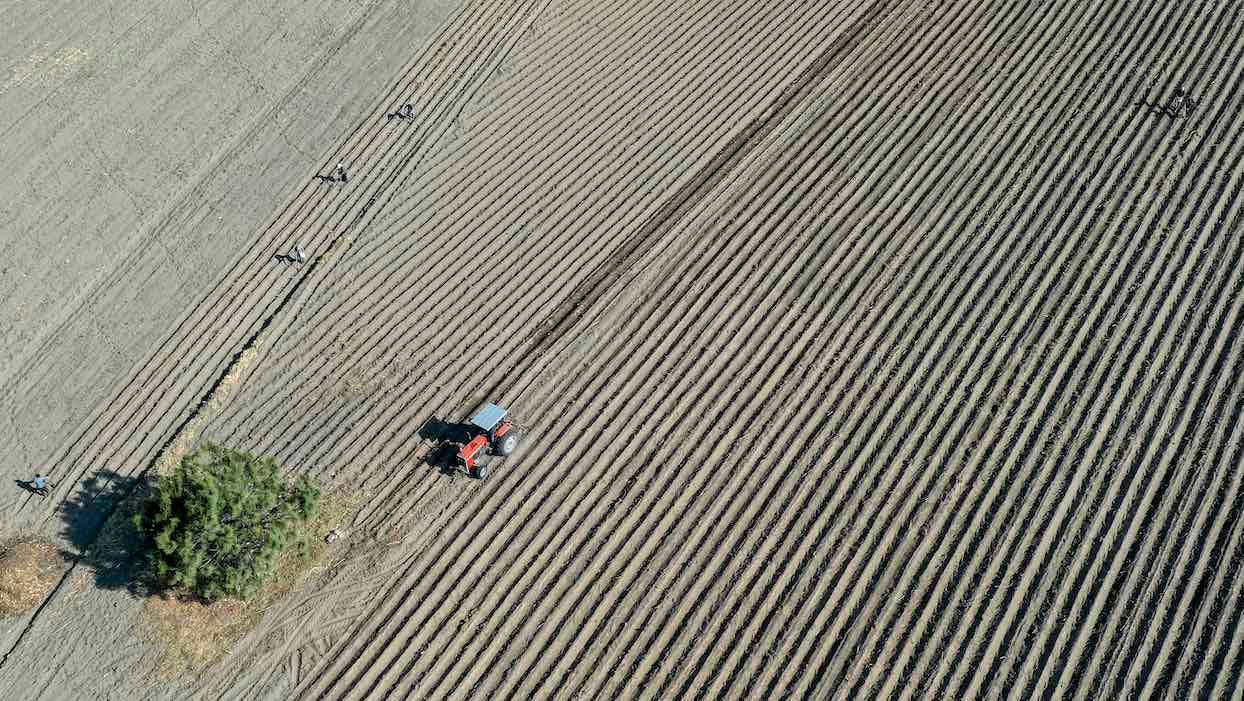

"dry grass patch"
[139, 487, 359, 676]
[141, 594, 251, 676]
[265, 486, 361, 598]
[0, 538, 64, 617]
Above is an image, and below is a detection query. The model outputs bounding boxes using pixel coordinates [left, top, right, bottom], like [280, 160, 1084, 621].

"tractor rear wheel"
[495, 432, 519, 457]
[474, 461, 491, 480]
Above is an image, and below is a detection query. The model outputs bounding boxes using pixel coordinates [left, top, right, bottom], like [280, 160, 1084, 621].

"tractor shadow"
[417, 417, 475, 476]
[58, 470, 156, 595]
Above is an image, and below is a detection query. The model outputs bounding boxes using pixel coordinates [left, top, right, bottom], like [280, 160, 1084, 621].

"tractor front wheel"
[474, 461, 491, 480]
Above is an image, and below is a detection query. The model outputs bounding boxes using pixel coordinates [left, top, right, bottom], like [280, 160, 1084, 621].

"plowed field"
[2, 0, 1243, 698]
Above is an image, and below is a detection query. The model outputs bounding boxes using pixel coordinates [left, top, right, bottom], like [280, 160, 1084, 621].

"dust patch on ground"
[0, 46, 90, 96]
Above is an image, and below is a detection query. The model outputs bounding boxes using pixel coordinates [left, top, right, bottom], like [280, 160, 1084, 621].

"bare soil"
[2, 0, 1243, 699]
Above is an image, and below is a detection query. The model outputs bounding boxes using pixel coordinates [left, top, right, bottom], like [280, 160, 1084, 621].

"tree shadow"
[58, 470, 156, 595]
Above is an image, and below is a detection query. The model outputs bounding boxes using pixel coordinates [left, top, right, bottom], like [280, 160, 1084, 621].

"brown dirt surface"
[0, 541, 63, 618]
[3, 0, 1244, 699]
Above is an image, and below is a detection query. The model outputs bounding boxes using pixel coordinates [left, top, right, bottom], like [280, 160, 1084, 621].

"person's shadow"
[1138, 98, 1171, 116]
[14, 479, 48, 497]
[1138, 90, 1196, 118]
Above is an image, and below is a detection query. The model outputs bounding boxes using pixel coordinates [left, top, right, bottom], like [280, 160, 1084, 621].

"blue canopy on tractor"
[469, 403, 508, 432]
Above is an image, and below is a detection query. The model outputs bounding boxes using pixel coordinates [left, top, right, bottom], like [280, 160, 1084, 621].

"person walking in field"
[273, 243, 306, 264]
[1166, 88, 1195, 118]
[335, 162, 349, 183]
[30, 474, 49, 497]
[386, 104, 415, 121]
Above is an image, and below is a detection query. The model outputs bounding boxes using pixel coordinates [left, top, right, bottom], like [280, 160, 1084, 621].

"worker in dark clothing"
[386, 104, 414, 120]
[280, 243, 306, 264]
[335, 162, 348, 183]
[1166, 88, 1195, 117]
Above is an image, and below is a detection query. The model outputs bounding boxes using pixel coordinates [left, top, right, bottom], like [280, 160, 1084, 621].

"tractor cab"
[455, 403, 519, 479]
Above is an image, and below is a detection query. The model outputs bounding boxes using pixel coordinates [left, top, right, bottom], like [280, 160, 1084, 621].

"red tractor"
[454, 403, 519, 480]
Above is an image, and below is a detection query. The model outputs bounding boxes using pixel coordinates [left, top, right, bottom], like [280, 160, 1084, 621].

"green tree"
[133, 444, 320, 601]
